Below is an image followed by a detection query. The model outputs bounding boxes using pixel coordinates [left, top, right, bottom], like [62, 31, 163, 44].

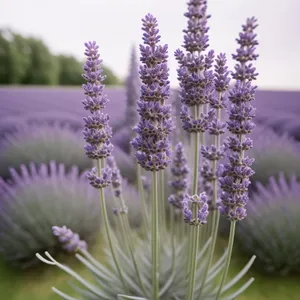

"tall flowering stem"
[82, 41, 126, 290]
[175, 1, 214, 299]
[107, 156, 146, 294]
[216, 17, 259, 299]
[198, 54, 230, 297]
[168, 142, 190, 271]
[131, 14, 173, 300]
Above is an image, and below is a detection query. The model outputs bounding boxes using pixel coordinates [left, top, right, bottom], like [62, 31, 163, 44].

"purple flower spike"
[219, 18, 259, 221]
[175, 0, 215, 133]
[131, 14, 173, 171]
[52, 226, 87, 253]
[168, 142, 190, 209]
[183, 193, 209, 226]
[82, 41, 114, 188]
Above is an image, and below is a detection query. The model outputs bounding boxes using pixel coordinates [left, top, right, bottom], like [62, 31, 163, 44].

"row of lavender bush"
[0, 2, 299, 295]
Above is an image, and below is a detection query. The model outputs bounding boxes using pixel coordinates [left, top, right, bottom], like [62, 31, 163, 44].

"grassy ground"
[0, 237, 299, 299]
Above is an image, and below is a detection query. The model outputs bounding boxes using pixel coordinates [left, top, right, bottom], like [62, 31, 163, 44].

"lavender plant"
[37, 2, 260, 299]
[236, 173, 300, 275]
[0, 123, 92, 179]
[0, 162, 100, 267]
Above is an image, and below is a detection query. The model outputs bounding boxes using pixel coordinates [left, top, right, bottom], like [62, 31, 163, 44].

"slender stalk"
[152, 170, 159, 300]
[97, 160, 126, 291]
[160, 170, 166, 233]
[137, 164, 149, 231]
[198, 136, 220, 297]
[122, 214, 147, 295]
[186, 125, 200, 300]
[215, 221, 237, 300]
[170, 207, 176, 274]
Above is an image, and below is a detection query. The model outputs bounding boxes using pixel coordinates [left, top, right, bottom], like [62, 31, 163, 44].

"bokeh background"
[0, 0, 300, 299]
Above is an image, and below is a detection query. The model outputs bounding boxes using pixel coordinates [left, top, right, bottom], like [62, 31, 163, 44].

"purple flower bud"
[52, 226, 87, 253]
[183, 193, 209, 225]
[107, 156, 122, 198]
[86, 167, 112, 189]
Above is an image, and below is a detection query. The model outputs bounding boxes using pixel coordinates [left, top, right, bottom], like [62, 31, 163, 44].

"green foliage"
[0, 162, 101, 267]
[0, 29, 20, 84]
[56, 55, 84, 85]
[0, 29, 120, 85]
[21, 37, 59, 85]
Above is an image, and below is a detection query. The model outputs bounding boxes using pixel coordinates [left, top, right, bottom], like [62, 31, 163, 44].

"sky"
[1, 0, 299, 90]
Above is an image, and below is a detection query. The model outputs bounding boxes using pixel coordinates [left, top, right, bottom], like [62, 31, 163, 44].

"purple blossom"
[168, 142, 190, 209]
[183, 193, 209, 225]
[219, 18, 258, 221]
[52, 225, 87, 253]
[175, 0, 215, 133]
[131, 14, 173, 171]
[82, 41, 114, 188]
[107, 156, 122, 198]
[86, 167, 112, 189]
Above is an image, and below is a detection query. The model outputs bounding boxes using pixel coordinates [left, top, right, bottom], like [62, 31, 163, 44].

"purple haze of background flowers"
[131, 14, 173, 171]
[219, 18, 259, 221]
[168, 142, 190, 210]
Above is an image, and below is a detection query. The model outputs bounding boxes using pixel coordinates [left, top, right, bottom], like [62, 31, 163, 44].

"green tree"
[21, 37, 59, 85]
[57, 55, 83, 85]
[0, 29, 20, 84]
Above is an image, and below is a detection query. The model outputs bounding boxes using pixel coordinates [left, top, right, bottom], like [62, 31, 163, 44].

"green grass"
[0, 237, 300, 299]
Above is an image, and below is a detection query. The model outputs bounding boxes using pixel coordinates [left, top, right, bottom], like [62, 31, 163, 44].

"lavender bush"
[249, 125, 300, 187]
[236, 173, 300, 275]
[0, 162, 100, 267]
[37, 1, 260, 299]
[0, 123, 92, 179]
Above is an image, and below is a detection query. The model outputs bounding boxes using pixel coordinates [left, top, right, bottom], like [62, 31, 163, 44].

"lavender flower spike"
[131, 14, 173, 171]
[82, 41, 113, 187]
[168, 142, 189, 210]
[219, 18, 258, 221]
[52, 226, 87, 253]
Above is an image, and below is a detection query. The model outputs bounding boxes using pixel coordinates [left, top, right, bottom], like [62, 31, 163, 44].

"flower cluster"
[168, 142, 189, 209]
[183, 193, 209, 225]
[52, 226, 87, 253]
[175, 0, 215, 133]
[82, 41, 113, 188]
[219, 18, 258, 221]
[131, 14, 173, 171]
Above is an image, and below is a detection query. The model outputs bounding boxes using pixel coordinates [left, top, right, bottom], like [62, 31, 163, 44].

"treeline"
[0, 29, 120, 86]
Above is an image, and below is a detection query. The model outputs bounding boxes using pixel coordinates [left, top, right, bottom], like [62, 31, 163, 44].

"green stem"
[97, 160, 126, 291]
[215, 221, 237, 300]
[160, 170, 166, 234]
[137, 164, 149, 231]
[198, 135, 220, 298]
[186, 127, 200, 300]
[152, 171, 159, 300]
[170, 207, 176, 275]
